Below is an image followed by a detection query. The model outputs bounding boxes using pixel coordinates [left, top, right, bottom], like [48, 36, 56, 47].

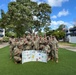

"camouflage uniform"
[43, 44, 50, 52]
[15, 38, 20, 47]
[25, 38, 32, 50]
[9, 38, 15, 59]
[48, 36, 53, 60]
[19, 38, 24, 50]
[36, 35, 40, 50]
[39, 37, 44, 50]
[43, 42, 51, 61]
[26, 34, 31, 40]
[51, 37, 59, 62]
[32, 36, 39, 50]
[13, 46, 22, 63]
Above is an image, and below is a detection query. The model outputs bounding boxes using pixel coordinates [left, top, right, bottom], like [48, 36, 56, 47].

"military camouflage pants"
[51, 49, 58, 59]
[10, 46, 14, 58]
[14, 56, 21, 62]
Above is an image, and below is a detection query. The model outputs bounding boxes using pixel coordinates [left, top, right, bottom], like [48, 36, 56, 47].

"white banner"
[22, 50, 48, 64]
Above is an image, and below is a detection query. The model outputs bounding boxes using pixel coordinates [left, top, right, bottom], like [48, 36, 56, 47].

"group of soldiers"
[9, 34, 59, 64]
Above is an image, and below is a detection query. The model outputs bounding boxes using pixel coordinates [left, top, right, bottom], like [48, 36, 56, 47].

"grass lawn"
[59, 42, 76, 47]
[69, 43, 76, 47]
[0, 46, 76, 75]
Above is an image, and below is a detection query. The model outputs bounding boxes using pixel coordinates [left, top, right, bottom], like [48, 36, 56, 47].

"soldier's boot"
[56, 58, 58, 63]
[48, 56, 51, 61]
[48, 58, 50, 61]
[51, 57, 54, 61]
[15, 61, 17, 64]
[10, 49, 13, 59]
[10, 54, 13, 59]
[14, 58, 21, 64]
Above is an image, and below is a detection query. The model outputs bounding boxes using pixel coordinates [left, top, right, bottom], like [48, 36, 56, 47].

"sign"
[22, 50, 48, 64]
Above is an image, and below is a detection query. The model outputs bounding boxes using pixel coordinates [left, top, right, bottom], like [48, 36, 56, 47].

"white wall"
[3, 29, 5, 36]
[69, 36, 76, 43]
[0, 29, 5, 37]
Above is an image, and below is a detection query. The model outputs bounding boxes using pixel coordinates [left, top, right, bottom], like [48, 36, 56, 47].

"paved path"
[59, 45, 76, 52]
[0, 42, 9, 49]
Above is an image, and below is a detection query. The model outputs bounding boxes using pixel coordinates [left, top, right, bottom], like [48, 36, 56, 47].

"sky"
[0, 0, 76, 30]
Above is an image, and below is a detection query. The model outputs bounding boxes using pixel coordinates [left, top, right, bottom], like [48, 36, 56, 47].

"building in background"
[66, 28, 76, 43]
[0, 28, 5, 37]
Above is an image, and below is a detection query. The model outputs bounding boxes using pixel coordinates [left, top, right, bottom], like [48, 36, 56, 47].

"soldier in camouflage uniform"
[9, 36, 15, 59]
[26, 33, 31, 40]
[51, 36, 59, 63]
[35, 34, 40, 50]
[32, 36, 39, 50]
[13, 45, 22, 64]
[25, 38, 32, 50]
[19, 38, 24, 50]
[43, 41, 51, 61]
[48, 35, 53, 61]
[39, 36, 44, 50]
[32, 36, 37, 50]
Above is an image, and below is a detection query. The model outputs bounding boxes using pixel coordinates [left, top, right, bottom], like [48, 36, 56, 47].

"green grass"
[0, 46, 76, 75]
[69, 43, 76, 47]
[59, 42, 76, 47]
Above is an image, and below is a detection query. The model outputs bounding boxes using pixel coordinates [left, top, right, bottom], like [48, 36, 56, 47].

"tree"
[0, 0, 51, 37]
[57, 24, 66, 30]
[44, 26, 50, 33]
[33, 3, 51, 32]
[17, 0, 30, 2]
[7, 1, 32, 37]
[0, 9, 8, 28]
[56, 24, 68, 40]
[46, 29, 65, 40]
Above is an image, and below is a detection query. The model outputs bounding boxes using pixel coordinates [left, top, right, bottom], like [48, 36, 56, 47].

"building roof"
[69, 28, 76, 32]
[66, 32, 76, 36]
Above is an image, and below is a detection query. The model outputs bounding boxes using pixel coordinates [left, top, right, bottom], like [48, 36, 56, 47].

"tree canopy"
[0, 0, 51, 37]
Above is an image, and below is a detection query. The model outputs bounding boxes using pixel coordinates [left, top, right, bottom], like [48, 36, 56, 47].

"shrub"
[3, 36, 9, 42]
